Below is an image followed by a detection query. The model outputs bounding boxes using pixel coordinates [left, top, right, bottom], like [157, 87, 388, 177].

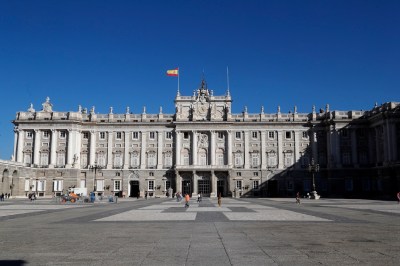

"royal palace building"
[1, 79, 400, 199]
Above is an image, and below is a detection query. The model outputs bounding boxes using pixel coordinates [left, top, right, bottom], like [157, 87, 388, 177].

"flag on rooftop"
[166, 68, 179, 77]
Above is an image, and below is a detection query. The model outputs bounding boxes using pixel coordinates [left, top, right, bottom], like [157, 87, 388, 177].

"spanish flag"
[166, 68, 179, 77]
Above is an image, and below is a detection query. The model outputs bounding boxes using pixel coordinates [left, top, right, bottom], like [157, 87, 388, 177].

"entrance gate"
[129, 180, 139, 197]
[217, 180, 225, 197]
[182, 180, 191, 195]
[198, 179, 210, 196]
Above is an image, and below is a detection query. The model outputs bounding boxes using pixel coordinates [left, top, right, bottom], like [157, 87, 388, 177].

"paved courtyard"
[0, 197, 399, 265]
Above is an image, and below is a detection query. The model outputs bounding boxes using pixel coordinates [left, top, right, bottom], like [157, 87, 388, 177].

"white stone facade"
[1, 80, 399, 199]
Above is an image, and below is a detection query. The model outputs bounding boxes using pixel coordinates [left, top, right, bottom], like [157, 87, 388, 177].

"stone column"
[211, 170, 217, 198]
[192, 131, 197, 165]
[140, 131, 146, 169]
[261, 131, 266, 169]
[210, 131, 216, 166]
[50, 129, 57, 167]
[75, 131, 81, 169]
[384, 120, 392, 162]
[175, 170, 182, 193]
[277, 130, 283, 169]
[351, 129, 358, 166]
[192, 171, 198, 197]
[33, 129, 41, 166]
[89, 131, 96, 165]
[175, 131, 181, 166]
[244, 131, 250, 169]
[311, 129, 318, 163]
[16, 130, 24, 163]
[294, 131, 300, 169]
[124, 131, 130, 169]
[227, 130, 232, 166]
[107, 131, 113, 169]
[157, 131, 163, 169]
[67, 129, 74, 168]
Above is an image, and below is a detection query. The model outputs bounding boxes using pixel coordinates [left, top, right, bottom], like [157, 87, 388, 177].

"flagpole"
[226, 66, 230, 96]
[177, 67, 180, 96]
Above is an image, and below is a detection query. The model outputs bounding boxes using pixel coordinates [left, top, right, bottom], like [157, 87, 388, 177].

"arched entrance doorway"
[129, 180, 139, 197]
[2, 169, 9, 194]
[182, 179, 191, 195]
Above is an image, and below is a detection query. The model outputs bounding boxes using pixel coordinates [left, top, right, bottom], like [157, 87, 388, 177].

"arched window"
[130, 152, 139, 168]
[216, 149, 225, 166]
[181, 149, 190, 165]
[97, 152, 106, 167]
[147, 152, 156, 167]
[56, 152, 65, 167]
[234, 152, 243, 167]
[164, 152, 172, 167]
[114, 152, 123, 168]
[40, 152, 49, 166]
[198, 148, 207, 165]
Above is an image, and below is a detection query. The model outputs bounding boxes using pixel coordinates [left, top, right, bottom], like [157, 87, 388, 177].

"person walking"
[397, 191, 400, 204]
[296, 192, 301, 204]
[217, 193, 222, 207]
[197, 193, 202, 203]
[184, 193, 190, 208]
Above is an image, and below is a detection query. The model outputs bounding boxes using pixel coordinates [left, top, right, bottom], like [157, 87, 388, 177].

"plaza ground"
[0, 197, 399, 266]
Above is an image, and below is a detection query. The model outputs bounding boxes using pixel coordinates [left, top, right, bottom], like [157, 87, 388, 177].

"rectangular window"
[60, 131, 66, 138]
[149, 132, 155, 139]
[217, 154, 224, 165]
[83, 132, 89, 139]
[235, 132, 241, 139]
[53, 180, 63, 192]
[99, 132, 106, 139]
[236, 180, 242, 189]
[148, 180, 154, 191]
[43, 131, 50, 138]
[116, 132, 122, 139]
[253, 180, 259, 189]
[253, 172, 258, 177]
[218, 132, 224, 139]
[268, 131, 275, 139]
[302, 131, 308, 139]
[80, 179, 86, 188]
[285, 131, 291, 139]
[236, 172, 241, 177]
[252, 131, 258, 139]
[234, 154, 242, 166]
[132, 132, 139, 139]
[251, 154, 259, 167]
[96, 180, 104, 192]
[37, 180, 45, 192]
[183, 132, 189, 139]
[166, 180, 171, 190]
[25, 179, 30, 191]
[114, 180, 121, 191]
[26, 131, 33, 139]
[166, 132, 172, 139]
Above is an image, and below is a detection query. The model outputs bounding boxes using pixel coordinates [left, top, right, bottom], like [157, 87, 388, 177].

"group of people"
[0, 193, 10, 201]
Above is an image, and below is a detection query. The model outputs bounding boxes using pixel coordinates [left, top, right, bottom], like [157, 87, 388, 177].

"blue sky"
[0, 0, 399, 159]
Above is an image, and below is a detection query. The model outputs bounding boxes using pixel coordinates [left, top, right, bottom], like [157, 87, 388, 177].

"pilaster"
[192, 131, 197, 165]
[33, 130, 41, 166]
[277, 130, 283, 169]
[175, 131, 181, 166]
[107, 131, 113, 169]
[192, 170, 198, 197]
[227, 130, 232, 166]
[294, 131, 300, 169]
[261, 131, 266, 169]
[50, 129, 57, 167]
[67, 129, 74, 168]
[89, 131, 96, 165]
[157, 131, 163, 169]
[124, 131, 130, 169]
[140, 131, 147, 169]
[16, 130, 24, 163]
[244, 131, 249, 169]
[210, 131, 216, 165]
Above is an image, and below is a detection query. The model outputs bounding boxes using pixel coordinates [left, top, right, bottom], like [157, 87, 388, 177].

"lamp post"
[89, 162, 103, 193]
[308, 158, 320, 199]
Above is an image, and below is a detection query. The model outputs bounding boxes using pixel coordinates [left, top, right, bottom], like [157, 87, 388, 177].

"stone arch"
[1, 169, 9, 194]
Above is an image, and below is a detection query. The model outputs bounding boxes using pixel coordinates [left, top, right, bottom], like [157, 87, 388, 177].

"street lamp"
[89, 162, 103, 192]
[308, 158, 320, 199]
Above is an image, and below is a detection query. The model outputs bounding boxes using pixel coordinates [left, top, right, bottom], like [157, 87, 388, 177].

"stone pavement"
[0, 197, 399, 265]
